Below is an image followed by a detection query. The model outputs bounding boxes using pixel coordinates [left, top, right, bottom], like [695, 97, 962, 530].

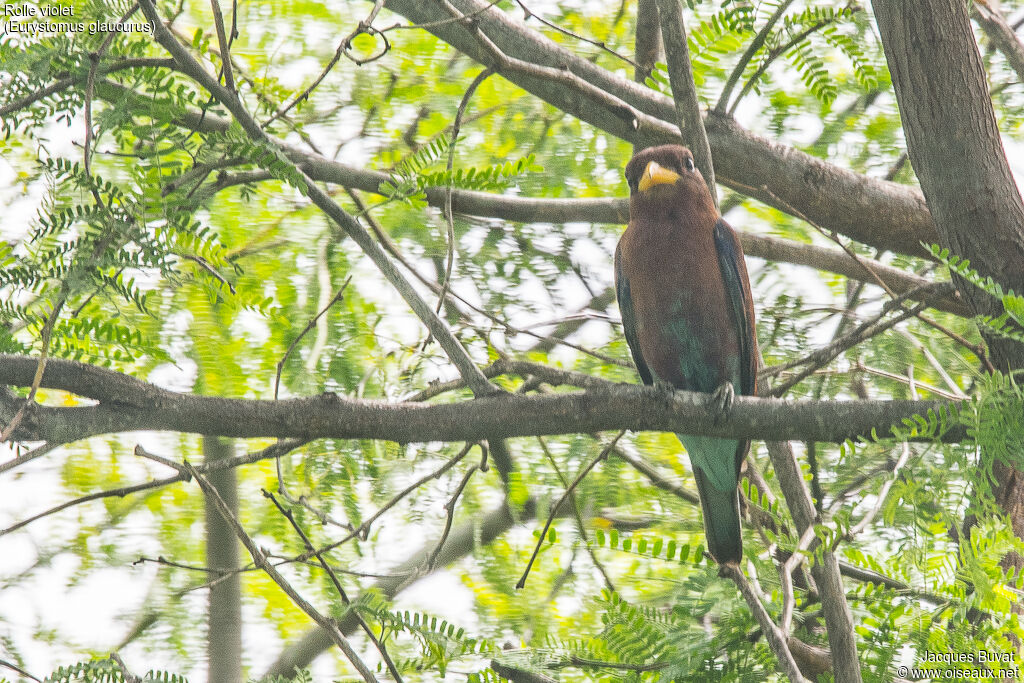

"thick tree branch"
[380, 0, 939, 257]
[12, 6, 942, 260]
[87, 81, 964, 315]
[205, 162, 963, 313]
[873, 1, 1024, 364]
[654, 0, 717, 205]
[873, 0, 1024, 570]
[0, 354, 964, 446]
[973, 0, 1024, 84]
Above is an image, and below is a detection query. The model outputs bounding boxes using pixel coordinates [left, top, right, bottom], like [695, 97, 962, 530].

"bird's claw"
[653, 378, 676, 401]
[709, 382, 735, 423]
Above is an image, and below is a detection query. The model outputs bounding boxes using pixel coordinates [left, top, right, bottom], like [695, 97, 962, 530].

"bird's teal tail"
[678, 433, 744, 564]
[692, 465, 742, 565]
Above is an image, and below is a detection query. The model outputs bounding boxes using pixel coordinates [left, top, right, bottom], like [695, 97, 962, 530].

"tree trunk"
[871, 0, 1024, 549]
[634, 0, 662, 84]
[205, 436, 243, 683]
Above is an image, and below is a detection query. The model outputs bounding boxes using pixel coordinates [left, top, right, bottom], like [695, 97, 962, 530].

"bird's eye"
[684, 157, 695, 171]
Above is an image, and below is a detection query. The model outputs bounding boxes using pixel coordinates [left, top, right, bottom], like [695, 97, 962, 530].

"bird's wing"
[713, 217, 758, 397]
[615, 243, 654, 385]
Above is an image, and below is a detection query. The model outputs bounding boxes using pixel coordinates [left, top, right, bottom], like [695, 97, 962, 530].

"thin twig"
[539, 437, 616, 593]
[860, 351, 964, 400]
[729, 11, 851, 117]
[137, 439, 308, 475]
[295, 442, 478, 562]
[209, 0, 235, 91]
[716, 0, 796, 112]
[228, 0, 239, 48]
[274, 277, 351, 399]
[184, 462, 380, 683]
[0, 659, 41, 683]
[182, 253, 236, 293]
[263, 490, 405, 683]
[434, 0, 642, 131]
[844, 442, 911, 540]
[85, 2, 141, 175]
[0, 472, 184, 538]
[0, 441, 308, 537]
[612, 445, 700, 504]
[723, 562, 810, 682]
[437, 67, 494, 315]
[767, 296, 934, 395]
[134, 555, 223, 573]
[898, 330, 967, 398]
[109, 652, 141, 683]
[514, 0, 639, 68]
[516, 430, 624, 589]
[266, 0, 386, 126]
[425, 464, 478, 570]
[0, 441, 58, 475]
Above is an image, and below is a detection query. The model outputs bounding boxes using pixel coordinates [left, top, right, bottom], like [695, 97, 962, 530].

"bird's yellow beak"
[637, 160, 680, 193]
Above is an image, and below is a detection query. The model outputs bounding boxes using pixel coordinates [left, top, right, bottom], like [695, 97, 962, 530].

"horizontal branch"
[0, 354, 964, 446]
[380, 0, 938, 257]
[190, 156, 966, 317]
[88, 83, 963, 315]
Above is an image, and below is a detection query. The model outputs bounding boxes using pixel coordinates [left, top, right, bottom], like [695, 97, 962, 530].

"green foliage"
[930, 243, 1024, 344]
[45, 659, 188, 683]
[380, 137, 541, 203]
[592, 528, 706, 566]
[2, 0, 1024, 680]
[354, 592, 497, 677]
[250, 668, 312, 683]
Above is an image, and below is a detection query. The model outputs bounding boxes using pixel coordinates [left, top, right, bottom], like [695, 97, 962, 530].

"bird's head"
[624, 145, 713, 213]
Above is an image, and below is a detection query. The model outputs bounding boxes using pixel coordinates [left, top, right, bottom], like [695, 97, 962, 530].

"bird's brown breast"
[618, 206, 740, 391]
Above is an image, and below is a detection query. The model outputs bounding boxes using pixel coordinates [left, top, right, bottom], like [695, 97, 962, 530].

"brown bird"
[615, 144, 758, 564]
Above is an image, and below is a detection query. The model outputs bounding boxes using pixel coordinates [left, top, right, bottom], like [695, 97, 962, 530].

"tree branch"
[88, 81, 962, 310]
[722, 563, 809, 683]
[136, 0, 498, 398]
[973, 0, 1024, 84]
[654, 0, 717, 205]
[0, 354, 965, 446]
[186, 462, 380, 683]
[380, 0, 939, 257]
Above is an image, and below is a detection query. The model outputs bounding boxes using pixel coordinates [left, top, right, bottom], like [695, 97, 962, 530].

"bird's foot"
[709, 381, 735, 424]
[717, 560, 741, 579]
[654, 378, 675, 393]
[652, 378, 677, 403]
